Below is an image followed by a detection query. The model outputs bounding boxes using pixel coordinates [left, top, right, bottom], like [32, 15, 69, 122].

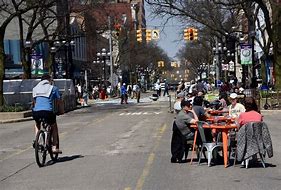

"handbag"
[53, 99, 65, 115]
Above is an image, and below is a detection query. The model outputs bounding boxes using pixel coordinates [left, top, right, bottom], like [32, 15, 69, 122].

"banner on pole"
[240, 44, 252, 65]
[31, 54, 44, 75]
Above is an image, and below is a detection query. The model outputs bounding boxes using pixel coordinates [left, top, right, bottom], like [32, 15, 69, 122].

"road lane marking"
[135, 123, 167, 190]
[0, 146, 32, 162]
[131, 112, 142, 115]
[119, 112, 162, 116]
[0, 117, 107, 162]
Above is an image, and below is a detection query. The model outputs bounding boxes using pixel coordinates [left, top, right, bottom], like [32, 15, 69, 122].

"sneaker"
[32, 140, 35, 148]
[52, 148, 62, 154]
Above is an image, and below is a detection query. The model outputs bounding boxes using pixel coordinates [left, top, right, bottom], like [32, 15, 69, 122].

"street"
[0, 95, 281, 190]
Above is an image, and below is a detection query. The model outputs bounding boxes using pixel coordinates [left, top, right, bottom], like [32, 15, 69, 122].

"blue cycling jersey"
[33, 86, 60, 112]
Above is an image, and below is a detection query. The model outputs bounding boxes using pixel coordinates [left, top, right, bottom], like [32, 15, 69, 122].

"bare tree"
[146, 0, 281, 89]
[0, 0, 55, 109]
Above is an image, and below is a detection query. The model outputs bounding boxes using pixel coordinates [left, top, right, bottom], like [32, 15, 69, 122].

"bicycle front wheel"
[35, 130, 47, 167]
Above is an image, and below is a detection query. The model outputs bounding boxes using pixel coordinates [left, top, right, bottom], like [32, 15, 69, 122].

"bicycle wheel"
[49, 133, 59, 161]
[35, 130, 47, 167]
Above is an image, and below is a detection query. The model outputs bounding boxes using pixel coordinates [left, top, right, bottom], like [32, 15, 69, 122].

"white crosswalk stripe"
[119, 111, 162, 116]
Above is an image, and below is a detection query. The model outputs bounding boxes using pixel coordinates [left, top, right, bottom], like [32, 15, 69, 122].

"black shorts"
[32, 110, 56, 125]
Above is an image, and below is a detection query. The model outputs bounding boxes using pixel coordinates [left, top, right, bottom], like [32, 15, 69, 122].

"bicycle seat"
[38, 117, 51, 128]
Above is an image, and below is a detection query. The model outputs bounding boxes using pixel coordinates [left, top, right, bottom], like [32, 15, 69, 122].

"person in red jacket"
[238, 97, 263, 128]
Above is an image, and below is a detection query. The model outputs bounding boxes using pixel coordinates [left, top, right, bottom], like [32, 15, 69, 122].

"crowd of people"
[74, 82, 142, 105]
[171, 81, 265, 164]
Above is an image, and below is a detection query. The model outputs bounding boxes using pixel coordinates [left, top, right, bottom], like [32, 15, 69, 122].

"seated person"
[174, 92, 185, 114]
[193, 96, 213, 142]
[238, 97, 262, 128]
[218, 92, 229, 111]
[193, 96, 210, 121]
[228, 93, 246, 118]
[174, 100, 198, 161]
[175, 100, 198, 140]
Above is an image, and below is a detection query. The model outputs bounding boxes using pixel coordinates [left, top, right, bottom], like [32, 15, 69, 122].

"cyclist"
[32, 74, 62, 153]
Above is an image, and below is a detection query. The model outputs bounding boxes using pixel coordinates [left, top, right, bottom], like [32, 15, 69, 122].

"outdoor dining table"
[207, 109, 229, 116]
[190, 118, 238, 168]
[206, 115, 234, 124]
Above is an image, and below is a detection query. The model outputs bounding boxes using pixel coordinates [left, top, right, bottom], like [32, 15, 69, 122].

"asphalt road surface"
[0, 95, 281, 190]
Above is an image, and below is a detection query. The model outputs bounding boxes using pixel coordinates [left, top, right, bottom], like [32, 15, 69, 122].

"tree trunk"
[274, 45, 281, 90]
[0, 34, 4, 109]
[272, 2, 281, 90]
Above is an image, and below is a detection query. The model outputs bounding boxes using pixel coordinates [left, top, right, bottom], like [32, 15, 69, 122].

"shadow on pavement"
[46, 154, 84, 166]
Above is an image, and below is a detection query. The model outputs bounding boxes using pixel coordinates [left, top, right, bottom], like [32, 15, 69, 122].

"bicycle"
[34, 118, 59, 167]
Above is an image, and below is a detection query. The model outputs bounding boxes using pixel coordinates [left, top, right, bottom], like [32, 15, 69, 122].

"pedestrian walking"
[127, 85, 132, 98]
[163, 80, 169, 96]
[135, 83, 141, 103]
[120, 83, 128, 104]
[82, 84, 88, 106]
[155, 82, 161, 97]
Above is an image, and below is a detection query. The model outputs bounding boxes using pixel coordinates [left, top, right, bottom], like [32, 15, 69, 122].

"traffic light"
[158, 61, 164, 67]
[146, 29, 152, 41]
[114, 23, 121, 37]
[152, 30, 160, 40]
[184, 28, 190, 40]
[171, 61, 178, 67]
[193, 28, 198, 40]
[136, 29, 142, 42]
[188, 28, 194, 40]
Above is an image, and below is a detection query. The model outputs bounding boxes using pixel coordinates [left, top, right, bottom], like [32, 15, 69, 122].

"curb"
[0, 117, 33, 124]
[261, 109, 281, 112]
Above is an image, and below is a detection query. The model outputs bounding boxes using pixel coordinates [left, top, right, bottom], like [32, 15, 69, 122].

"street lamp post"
[198, 63, 207, 80]
[97, 48, 111, 88]
[250, 31, 257, 88]
[24, 40, 32, 78]
[53, 40, 75, 79]
[227, 50, 235, 74]
[213, 42, 227, 86]
[50, 46, 57, 78]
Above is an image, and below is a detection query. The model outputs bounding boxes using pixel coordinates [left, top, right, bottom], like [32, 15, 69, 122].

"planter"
[0, 110, 32, 120]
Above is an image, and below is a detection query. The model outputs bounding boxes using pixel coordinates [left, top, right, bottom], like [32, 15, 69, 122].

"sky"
[145, 4, 185, 60]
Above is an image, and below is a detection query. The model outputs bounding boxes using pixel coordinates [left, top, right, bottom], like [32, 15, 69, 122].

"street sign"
[152, 30, 159, 40]
[221, 64, 229, 71]
[229, 60, 234, 71]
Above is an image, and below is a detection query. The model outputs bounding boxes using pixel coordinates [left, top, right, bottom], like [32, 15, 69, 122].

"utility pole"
[215, 37, 219, 87]
[108, 16, 113, 96]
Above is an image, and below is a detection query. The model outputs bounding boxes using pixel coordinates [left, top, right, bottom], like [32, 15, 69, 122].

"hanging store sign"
[240, 44, 252, 65]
